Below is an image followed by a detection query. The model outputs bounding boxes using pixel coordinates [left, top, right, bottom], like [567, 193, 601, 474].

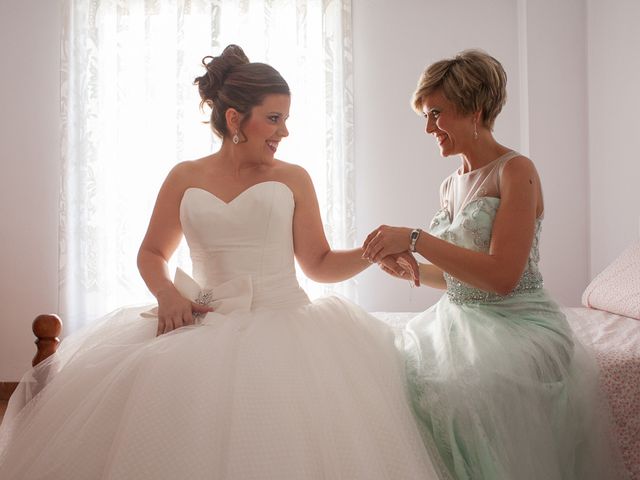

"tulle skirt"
[0, 297, 438, 480]
[404, 289, 625, 480]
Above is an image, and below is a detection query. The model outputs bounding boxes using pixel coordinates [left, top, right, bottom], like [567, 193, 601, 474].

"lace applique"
[429, 186, 545, 305]
[430, 205, 450, 230]
[460, 198, 497, 248]
[530, 220, 542, 264]
[442, 231, 457, 243]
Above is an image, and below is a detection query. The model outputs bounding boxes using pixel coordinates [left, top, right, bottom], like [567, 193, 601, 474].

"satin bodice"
[428, 153, 544, 304]
[179, 181, 309, 310]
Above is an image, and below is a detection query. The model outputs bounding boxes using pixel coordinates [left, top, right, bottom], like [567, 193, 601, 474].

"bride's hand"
[362, 225, 412, 263]
[378, 252, 420, 287]
[155, 288, 213, 336]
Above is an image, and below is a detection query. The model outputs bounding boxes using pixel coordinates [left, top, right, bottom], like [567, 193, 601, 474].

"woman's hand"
[378, 252, 421, 287]
[155, 288, 213, 336]
[362, 225, 413, 263]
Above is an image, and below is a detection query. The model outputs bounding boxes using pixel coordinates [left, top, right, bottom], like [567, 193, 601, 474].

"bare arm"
[376, 252, 444, 289]
[378, 252, 421, 286]
[137, 164, 212, 334]
[418, 263, 447, 289]
[363, 156, 541, 295]
[290, 166, 371, 282]
[378, 252, 447, 290]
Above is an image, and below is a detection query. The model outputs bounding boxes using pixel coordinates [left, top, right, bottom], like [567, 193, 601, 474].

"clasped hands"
[362, 226, 420, 286]
[155, 288, 213, 336]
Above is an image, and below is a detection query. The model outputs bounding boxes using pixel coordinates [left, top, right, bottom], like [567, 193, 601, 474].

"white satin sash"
[141, 268, 253, 323]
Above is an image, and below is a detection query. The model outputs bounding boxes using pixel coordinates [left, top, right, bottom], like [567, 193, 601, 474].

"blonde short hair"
[412, 49, 507, 130]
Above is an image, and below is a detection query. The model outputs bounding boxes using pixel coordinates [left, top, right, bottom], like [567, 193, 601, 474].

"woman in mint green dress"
[363, 50, 623, 480]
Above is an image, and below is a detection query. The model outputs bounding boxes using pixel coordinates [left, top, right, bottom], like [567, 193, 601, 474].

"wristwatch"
[409, 229, 421, 252]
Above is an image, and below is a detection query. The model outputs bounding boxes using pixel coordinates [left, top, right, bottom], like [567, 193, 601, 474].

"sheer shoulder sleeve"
[439, 175, 453, 209]
[495, 151, 524, 194]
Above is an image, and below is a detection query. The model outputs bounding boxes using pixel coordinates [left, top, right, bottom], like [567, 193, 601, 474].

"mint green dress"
[405, 152, 623, 480]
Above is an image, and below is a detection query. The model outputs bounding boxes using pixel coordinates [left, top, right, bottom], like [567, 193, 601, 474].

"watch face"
[410, 229, 420, 252]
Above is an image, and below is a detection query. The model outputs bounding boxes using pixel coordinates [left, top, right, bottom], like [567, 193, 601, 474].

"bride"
[0, 45, 440, 479]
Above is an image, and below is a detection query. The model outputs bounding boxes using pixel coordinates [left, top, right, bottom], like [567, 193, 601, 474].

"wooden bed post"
[32, 314, 62, 367]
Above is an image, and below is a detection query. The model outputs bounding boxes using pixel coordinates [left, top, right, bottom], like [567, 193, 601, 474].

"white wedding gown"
[0, 181, 439, 479]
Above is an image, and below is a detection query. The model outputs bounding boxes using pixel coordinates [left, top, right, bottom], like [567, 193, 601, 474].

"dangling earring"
[232, 130, 240, 145]
[473, 122, 478, 140]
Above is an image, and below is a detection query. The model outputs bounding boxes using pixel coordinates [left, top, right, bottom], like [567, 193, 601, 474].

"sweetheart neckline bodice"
[181, 181, 293, 206]
[179, 180, 307, 310]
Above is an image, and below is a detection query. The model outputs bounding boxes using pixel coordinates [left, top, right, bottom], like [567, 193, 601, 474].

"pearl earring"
[473, 122, 478, 140]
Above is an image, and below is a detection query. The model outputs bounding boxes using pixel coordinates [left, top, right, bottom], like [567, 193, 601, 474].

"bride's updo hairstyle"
[194, 44, 290, 139]
[412, 49, 507, 130]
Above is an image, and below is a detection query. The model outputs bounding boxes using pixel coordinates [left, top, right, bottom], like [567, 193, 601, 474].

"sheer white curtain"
[60, 0, 355, 332]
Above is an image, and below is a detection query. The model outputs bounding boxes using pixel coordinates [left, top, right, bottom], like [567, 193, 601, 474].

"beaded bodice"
[429, 152, 543, 304]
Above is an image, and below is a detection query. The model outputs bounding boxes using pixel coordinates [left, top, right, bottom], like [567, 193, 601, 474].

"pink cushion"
[582, 240, 640, 320]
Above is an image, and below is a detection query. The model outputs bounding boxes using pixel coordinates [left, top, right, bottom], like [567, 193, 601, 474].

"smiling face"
[239, 93, 290, 161]
[422, 90, 477, 158]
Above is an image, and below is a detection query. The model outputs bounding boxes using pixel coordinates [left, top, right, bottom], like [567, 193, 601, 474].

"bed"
[568, 307, 640, 479]
[29, 241, 640, 479]
[29, 306, 639, 479]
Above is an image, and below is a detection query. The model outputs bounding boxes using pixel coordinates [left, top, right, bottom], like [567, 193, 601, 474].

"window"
[60, 0, 355, 330]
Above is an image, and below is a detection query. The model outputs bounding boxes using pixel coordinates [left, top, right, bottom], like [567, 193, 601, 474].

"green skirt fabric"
[404, 289, 624, 480]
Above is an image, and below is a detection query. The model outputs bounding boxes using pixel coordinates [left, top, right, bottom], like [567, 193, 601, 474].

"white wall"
[521, 0, 589, 305]
[0, 0, 62, 381]
[352, 0, 589, 311]
[1, 0, 637, 380]
[587, 0, 640, 276]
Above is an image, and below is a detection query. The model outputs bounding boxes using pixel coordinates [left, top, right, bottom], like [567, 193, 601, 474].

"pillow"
[582, 240, 640, 320]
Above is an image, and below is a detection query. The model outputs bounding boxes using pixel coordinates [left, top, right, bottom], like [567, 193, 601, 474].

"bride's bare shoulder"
[164, 155, 216, 185]
[271, 159, 307, 177]
[269, 160, 316, 202]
